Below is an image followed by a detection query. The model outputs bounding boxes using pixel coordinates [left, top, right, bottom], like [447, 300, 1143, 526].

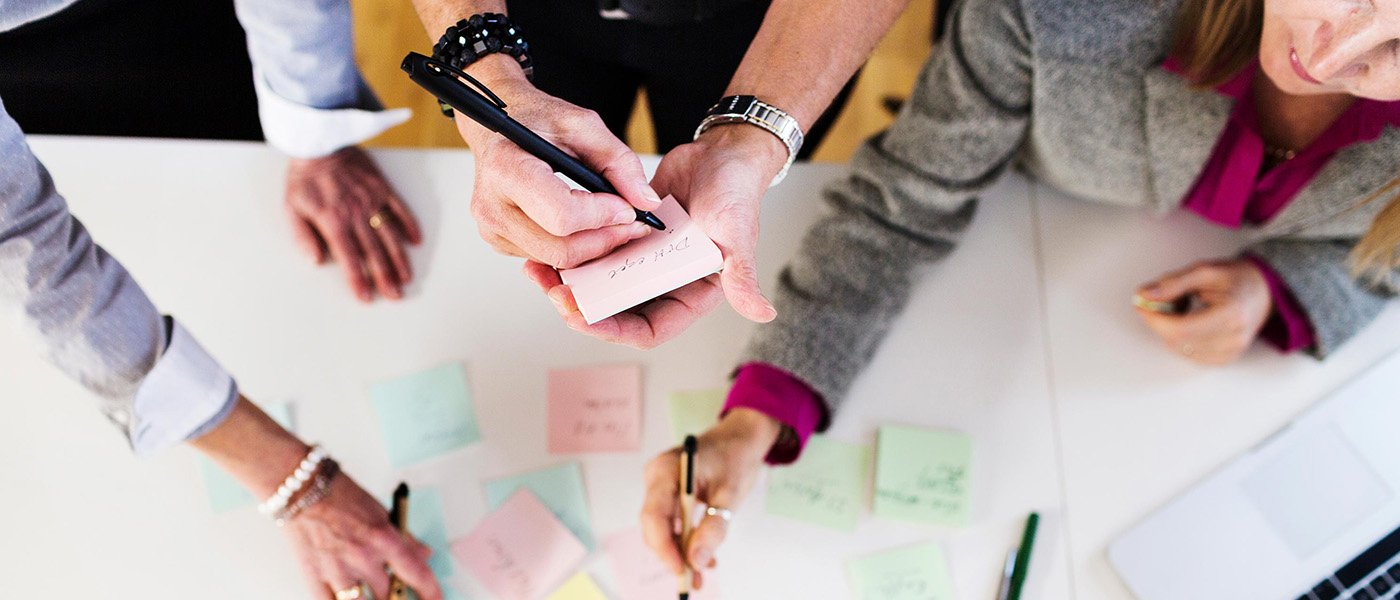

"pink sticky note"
[452, 490, 588, 600]
[604, 528, 722, 600]
[559, 195, 723, 324]
[547, 364, 642, 453]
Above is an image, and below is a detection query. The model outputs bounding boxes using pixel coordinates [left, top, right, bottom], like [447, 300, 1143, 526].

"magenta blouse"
[724, 58, 1400, 464]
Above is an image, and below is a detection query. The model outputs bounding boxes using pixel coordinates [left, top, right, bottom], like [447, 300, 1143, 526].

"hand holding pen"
[403, 53, 665, 271]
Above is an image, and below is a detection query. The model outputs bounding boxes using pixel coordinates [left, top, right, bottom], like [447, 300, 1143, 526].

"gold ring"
[368, 209, 392, 230]
[334, 584, 366, 600]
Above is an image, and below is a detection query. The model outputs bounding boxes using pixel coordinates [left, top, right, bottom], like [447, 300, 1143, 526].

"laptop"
[1110, 350, 1400, 600]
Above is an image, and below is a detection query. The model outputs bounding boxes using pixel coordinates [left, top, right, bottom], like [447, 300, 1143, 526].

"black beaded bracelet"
[432, 13, 533, 118]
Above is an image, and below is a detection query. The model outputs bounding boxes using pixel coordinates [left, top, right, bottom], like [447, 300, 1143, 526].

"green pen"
[1007, 512, 1040, 600]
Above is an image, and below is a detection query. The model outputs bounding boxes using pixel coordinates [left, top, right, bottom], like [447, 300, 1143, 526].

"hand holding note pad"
[560, 196, 723, 324]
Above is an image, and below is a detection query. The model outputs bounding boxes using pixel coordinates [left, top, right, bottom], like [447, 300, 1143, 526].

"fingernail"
[644, 187, 663, 207]
[358, 290, 372, 303]
[628, 222, 652, 238]
[548, 290, 565, 309]
[614, 209, 637, 226]
[691, 548, 712, 569]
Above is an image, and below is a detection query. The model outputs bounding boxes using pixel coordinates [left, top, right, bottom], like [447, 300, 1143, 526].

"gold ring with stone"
[334, 583, 367, 600]
[368, 209, 392, 230]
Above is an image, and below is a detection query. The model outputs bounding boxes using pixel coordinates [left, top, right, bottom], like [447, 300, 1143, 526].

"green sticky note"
[873, 426, 972, 526]
[847, 541, 955, 600]
[766, 435, 869, 530]
[667, 389, 726, 444]
[483, 462, 595, 550]
[406, 488, 457, 579]
[370, 364, 482, 468]
[199, 402, 293, 513]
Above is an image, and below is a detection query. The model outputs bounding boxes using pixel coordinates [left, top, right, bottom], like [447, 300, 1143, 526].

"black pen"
[400, 52, 665, 230]
[679, 435, 698, 600]
[388, 482, 411, 600]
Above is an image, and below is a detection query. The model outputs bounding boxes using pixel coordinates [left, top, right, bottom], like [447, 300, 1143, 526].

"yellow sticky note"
[546, 572, 607, 600]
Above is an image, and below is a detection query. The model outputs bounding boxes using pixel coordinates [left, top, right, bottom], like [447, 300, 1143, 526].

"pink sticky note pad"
[560, 195, 723, 324]
[547, 364, 642, 453]
[604, 528, 722, 600]
[452, 490, 588, 600]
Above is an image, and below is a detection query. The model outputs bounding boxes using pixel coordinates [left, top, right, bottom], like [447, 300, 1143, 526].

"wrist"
[189, 397, 311, 498]
[462, 52, 531, 89]
[714, 407, 783, 459]
[696, 124, 790, 180]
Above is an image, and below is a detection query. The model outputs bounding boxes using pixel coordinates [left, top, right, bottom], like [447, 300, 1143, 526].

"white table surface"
[0, 136, 1394, 599]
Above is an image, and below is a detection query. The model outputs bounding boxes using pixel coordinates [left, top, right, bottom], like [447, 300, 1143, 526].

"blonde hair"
[1172, 0, 1400, 283]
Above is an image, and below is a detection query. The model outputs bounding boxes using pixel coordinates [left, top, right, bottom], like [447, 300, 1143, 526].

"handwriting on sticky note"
[200, 402, 293, 513]
[847, 541, 955, 600]
[560, 196, 723, 324]
[873, 426, 972, 526]
[452, 490, 587, 600]
[484, 463, 595, 549]
[545, 572, 608, 600]
[370, 363, 482, 469]
[667, 389, 726, 444]
[766, 435, 870, 531]
[604, 528, 721, 600]
[547, 364, 641, 453]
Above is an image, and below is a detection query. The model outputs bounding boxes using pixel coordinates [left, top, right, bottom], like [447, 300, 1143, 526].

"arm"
[1248, 238, 1396, 356]
[640, 0, 1036, 580]
[0, 99, 441, 600]
[233, 0, 423, 303]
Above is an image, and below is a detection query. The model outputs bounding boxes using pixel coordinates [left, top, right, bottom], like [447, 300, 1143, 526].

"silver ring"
[704, 506, 733, 523]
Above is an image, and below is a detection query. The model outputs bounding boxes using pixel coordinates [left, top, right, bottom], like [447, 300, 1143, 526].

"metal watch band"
[694, 95, 804, 186]
[432, 13, 533, 118]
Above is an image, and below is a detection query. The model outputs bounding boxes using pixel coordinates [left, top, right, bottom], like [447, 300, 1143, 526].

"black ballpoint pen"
[400, 51, 666, 230]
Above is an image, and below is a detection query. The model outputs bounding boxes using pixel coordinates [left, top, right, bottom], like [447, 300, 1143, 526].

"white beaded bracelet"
[258, 445, 329, 517]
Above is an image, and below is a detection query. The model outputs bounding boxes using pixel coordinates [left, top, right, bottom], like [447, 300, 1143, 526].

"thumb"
[1139, 263, 1223, 302]
[720, 253, 776, 323]
[686, 491, 738, 572]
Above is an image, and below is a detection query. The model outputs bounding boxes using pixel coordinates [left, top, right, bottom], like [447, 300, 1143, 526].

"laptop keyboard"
[1299, 524, 1400, 600]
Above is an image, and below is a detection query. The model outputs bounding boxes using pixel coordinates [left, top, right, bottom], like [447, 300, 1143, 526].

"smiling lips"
[1290, 47, 1325, 84]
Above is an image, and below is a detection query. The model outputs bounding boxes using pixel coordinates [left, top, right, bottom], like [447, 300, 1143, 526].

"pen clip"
[421, 56, 508, 110]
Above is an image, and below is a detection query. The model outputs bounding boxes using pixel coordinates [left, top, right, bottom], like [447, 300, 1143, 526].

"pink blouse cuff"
[723, 363, 830, 465]
[1246, 255, 1317, 353]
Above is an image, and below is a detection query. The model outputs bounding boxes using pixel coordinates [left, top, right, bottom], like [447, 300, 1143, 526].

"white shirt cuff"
[129, 320, 237, 457]
[253, 68, 412, 158]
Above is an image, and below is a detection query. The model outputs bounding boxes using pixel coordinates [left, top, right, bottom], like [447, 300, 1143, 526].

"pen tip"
[639, 211, 667, 230]
[679, 594, 689, 600]
[683, 435, 698, 454]
[395, 482, 409, 497]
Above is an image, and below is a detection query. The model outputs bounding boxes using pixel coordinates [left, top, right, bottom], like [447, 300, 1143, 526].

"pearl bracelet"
[274, 458, 340, 526]
[258, 445, 329, 517]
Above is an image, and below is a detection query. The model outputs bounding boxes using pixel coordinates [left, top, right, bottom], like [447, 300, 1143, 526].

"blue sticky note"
[199, 403, 293, 513]
[370, 364, 482, 468]
[483, 463, 595, 550]
[406, 488, 457, 579]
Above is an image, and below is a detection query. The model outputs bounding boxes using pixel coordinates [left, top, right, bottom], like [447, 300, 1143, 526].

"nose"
[1308, 19, 1392, 83]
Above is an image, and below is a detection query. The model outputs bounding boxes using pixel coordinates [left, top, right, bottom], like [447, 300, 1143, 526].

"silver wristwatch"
[693, 95, 805, 186]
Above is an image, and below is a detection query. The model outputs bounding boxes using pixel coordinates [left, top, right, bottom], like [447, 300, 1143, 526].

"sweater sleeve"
[736, 0, 1035, 410]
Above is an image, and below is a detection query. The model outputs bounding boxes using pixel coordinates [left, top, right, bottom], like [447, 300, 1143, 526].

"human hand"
[520, 125, 787, 348]
[1135, 258, 1274, 364]
[456, 57, 661, 270]
[639, 408, 782, 590]
[284, 146, 422, 302]
[281, 475, 444, 600]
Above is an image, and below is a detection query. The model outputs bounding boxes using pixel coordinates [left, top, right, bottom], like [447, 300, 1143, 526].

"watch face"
[717, 95, 758, 115]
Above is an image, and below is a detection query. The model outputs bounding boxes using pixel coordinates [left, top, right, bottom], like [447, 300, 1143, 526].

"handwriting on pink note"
[604, 527, 722, 600]
[559, 195, 723, 324]
[547, 364, 642, 453]
[452, 490, 587, 600]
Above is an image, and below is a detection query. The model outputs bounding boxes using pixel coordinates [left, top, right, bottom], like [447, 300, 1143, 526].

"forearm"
[724, 0, 910, 129]
[189, 396, 311, 498]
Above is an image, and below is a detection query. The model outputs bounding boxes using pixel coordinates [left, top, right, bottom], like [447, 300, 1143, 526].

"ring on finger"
[334, 583, 370, 600]
[704, 505, 733, 524]
[368, 209, 393, 231]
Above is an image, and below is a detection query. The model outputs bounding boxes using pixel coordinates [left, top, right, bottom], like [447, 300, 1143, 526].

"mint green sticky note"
[873, 426, 972, 526]
[199, 402, 293, 513]
[667, 389, 726, 444]
[766, 435, 869, 530]
[370, 364, 482, 468]
[847, 541, 955, 600]
[483, 463, 595, 550]
[406, 488, 457, 579]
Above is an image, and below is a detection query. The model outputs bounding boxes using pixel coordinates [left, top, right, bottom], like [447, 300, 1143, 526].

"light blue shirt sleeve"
[0, 97, 238, 456]
[232, 0, 410, 157]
